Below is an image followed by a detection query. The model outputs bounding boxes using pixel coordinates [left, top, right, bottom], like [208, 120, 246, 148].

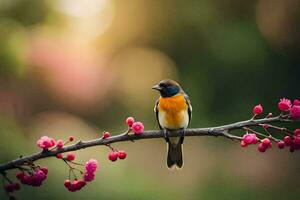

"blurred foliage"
[0, 0, 300, 199]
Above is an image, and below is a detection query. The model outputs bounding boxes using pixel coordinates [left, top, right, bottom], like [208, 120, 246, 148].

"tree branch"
[0, 116, 294, 172]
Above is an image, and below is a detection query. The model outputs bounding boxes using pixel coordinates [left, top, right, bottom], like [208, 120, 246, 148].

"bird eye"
[159, 83, 167, 88]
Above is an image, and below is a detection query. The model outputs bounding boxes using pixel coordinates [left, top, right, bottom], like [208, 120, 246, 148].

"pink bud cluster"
[126, 117, 144, 135]
[252, 98, 300, 119]
[241, 98, 300, 152]
[56, 152, 76, 161]
[64, 179, 86, 192]
[64, 159, 98, 192]
[108, 150, 127, 162]
[282, 129, 300, 152]
[258, 138, 272, 152]
[4, 183, 20, 193]
[16, 167, 48, 187]
[253, 104, 263, 115]
[240, 133, 258, 147]
[102, 131, 111, 139]
[36, 136, 55, 150]
[241, 129, 300, 153]
[83, 159, 98, 182]
[36, 136, 75, 150]
[278, 98, 300, 119]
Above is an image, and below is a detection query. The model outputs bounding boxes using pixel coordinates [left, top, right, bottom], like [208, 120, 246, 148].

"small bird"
[152, 79, 192, 170]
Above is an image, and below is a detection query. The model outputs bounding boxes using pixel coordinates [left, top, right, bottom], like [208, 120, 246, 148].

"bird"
[152, 79, 192, 170]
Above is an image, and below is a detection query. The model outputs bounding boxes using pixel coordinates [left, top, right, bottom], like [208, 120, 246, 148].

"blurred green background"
[1, 0, 300, 199]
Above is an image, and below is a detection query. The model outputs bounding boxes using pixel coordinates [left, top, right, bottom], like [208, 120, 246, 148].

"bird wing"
[184, 94, 192, 125]
[154, 99, 163, 130]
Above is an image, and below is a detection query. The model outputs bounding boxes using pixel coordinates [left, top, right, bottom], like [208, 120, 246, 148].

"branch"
[0, 115, 293, 172]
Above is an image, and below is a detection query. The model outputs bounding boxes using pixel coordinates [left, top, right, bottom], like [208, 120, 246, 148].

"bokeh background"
[1, 0, 300, 199]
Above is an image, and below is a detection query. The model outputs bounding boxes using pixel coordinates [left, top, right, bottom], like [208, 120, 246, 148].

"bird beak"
[152, 84, 162, 91]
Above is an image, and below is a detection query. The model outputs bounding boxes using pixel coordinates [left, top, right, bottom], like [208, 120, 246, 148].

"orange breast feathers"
[158, 94, 189, 129]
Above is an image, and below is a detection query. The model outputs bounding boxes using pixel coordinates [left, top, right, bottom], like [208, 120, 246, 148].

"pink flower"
[36, 136, 56, 150]
[103, 132, 110, 139]
[132, 122, 144, 134]
[108, 151, 118, 162]
[242, 133, 258, 145]
[16, 172, 25, 180]
[290, 105, 300, 119]
[283, 136, 292, 146]
[35, 170, 47, 182]
[85, 159, 98, 174]
[56, 139, 64, 149]
[243, 134, 254, 144]
[65, 179, 86, 192]
[258, 143, 266, 153]
[294, 99, 300, 106]
[240, 140, 247, 147]
[56, 153, 63, 159]
[261, 138, 272, 148]
[83, 172, 95, 182]
[118, 150, 127, 159]
[126, 117, 135, 127]
[253, 104, 263, 115]
[19, 169, 48, 187]
[40, 167, 48, 175]
[293, 136, 300, 145]
[64, 179, 71, 188]
[278, 98, 292, 112]
[294, 129, 300, 136]
[266, 113, 273, 118]
[66, 153, 75, 161]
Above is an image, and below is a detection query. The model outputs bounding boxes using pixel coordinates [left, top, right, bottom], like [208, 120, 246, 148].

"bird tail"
[167, 141, 183, 170]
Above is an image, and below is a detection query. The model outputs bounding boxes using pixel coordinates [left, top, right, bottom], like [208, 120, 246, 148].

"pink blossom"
[290, 105, 300, 119]
[118, 150, 127, 159]
[132, 122, 144, 134]
[242, 133, 258, 145]
[85, 159, 98, 174]
[102, 132, 110, 139]
[19, 169, 48, 187]
[108, 151, 118, 162]
[36, 136, 56, 150]
[277, 141, 285, 149]
[294, 129, 300, 136]
[240, 140, 247, 147]
[35, 170, 47, 182]
[126, 117, 135, 127]
[283, 136, 292, 146]
[40, 167, 48, 175]
[243, 134, 254, 144]
[56, 153, 63, 159]
[64, 179, 71, 188]
[66, 152, 75, 161]
[56, 139, 64, 149]
[65, 179, 86, 192]
[293, 99, 300, 106]
[278, 98, 292, 112]
[258, 143, 266, 153]
[261, 138, 272, 148]
[83, 172, 95, 182]
[253, 104, 263, 115]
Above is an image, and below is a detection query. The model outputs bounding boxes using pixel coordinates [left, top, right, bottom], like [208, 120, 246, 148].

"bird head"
[152, 79, 183, 97]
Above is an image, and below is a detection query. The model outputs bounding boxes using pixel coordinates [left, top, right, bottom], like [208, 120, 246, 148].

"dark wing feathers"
[184, 94, 192, 125]
[154, 99, 163, 130]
